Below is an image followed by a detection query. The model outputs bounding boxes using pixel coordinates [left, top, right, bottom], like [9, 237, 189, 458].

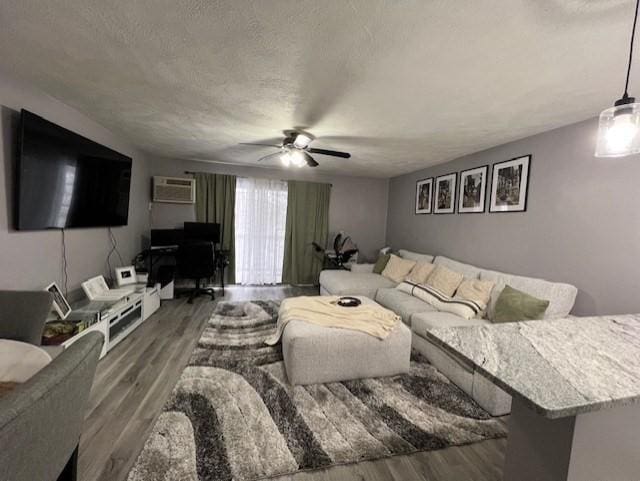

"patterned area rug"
[128, 300, 507, 481]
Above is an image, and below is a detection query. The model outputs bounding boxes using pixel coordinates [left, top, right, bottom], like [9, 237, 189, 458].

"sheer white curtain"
[234, 177, 288, 285]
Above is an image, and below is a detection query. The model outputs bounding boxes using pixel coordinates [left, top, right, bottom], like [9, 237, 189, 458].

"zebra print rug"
[127, 300, 507, 481]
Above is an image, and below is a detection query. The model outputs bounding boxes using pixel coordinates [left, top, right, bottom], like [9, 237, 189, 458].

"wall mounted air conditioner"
[152, 176, 196, 204]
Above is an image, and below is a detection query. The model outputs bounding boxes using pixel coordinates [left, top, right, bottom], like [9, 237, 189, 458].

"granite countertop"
[425, 314, 640, 419]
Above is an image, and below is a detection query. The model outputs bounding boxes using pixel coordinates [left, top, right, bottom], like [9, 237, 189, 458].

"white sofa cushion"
[434, 256, 483, 280]
[398, 249, 434, 264]
[319, 270, 396, 299]
[350, 263, 374, 273]
[375, 288, 435, 325]
[411, 311, 489, 336]
[480, 269, 578, 320]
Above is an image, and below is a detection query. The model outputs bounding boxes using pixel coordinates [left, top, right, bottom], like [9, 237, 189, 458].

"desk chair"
[176, 241, 216, 303]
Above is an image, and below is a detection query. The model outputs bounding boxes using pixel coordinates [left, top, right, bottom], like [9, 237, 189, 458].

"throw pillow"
[406, 262, 436, 284]
[397, 281, 484, 320]
[455, 279, 495, 308]
[372, 253, 391, 274]
[425, 265, 464, 297]
[381, 254, 416, 283]
[492, 285, 550, 323]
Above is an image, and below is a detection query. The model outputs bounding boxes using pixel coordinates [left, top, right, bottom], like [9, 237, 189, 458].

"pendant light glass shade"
[595, 102, 640, 157]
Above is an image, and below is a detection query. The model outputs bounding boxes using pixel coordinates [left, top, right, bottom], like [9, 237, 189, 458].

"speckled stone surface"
[425, 315, 640, 419]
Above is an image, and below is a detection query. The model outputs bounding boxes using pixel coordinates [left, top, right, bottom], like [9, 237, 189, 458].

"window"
[234, 177, 288, 285]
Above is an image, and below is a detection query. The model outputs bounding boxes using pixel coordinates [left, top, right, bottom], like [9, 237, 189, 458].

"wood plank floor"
[79, 285, 507, 481]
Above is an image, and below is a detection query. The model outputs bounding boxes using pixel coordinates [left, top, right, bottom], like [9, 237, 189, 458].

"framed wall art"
[415, 178, 433, 214]
[458, 165, 488, 213]
[490, 155, 531, 213]
[434, 172, 457, 214]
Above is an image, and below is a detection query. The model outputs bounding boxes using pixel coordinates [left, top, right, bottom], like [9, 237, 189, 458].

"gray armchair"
[0, 290, 53, 345]
[0, 331, 103, 481]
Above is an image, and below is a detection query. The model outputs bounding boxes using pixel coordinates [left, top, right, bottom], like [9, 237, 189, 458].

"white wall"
[0, 70, 150, 296]
[148, 157, 389, 261]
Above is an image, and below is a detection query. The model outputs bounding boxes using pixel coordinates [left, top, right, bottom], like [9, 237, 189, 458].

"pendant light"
[595, 0, 640, 157]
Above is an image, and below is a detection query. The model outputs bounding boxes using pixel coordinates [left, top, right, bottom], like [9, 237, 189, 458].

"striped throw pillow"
[397, 281, 485, 320]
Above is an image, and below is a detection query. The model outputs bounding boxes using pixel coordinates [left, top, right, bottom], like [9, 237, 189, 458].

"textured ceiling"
[0, 0, 635, 177]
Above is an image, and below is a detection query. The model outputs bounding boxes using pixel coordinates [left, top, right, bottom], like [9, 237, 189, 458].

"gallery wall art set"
[415, 155, 530, 215]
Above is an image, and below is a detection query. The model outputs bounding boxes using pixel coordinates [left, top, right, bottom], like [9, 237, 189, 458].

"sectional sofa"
[319, 250, 578, 416]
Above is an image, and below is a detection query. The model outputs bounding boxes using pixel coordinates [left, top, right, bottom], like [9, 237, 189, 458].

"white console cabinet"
[63, 292, 144, 359]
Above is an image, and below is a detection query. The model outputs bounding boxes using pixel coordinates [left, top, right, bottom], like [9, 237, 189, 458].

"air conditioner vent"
[153, 176, 196, 204]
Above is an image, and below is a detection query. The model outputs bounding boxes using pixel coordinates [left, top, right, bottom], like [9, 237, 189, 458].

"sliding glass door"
[234, 177, 288, 285]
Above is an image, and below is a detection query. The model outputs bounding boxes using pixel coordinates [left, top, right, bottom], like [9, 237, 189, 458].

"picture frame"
[490, 155, 531, 213]
[45, 282, 71, 320]
[434, 172, 457, 214]
[415, 177, 433, 214]
[115, 265, 137, 287]
[458, 165, 488, 214]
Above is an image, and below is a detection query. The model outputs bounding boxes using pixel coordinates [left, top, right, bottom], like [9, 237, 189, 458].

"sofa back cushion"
[425, 265, 464, 297]
[433, 256, 483, 280]
[372, 254, 391, 274]
[492, 285, 550, 323]
[455, 279, 495, 308]
[381, 255, 416, 283]
[398, 249, 434, 264]
[480, 269, 577, 319]
[406, 262, 436, 284]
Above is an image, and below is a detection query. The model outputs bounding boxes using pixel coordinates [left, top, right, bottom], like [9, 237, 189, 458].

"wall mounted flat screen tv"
[16, 110, 132, 230]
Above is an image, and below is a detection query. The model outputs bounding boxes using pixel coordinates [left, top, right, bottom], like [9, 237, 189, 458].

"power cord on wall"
[61, 229, 69, 298]
[106, 227, 126, 283]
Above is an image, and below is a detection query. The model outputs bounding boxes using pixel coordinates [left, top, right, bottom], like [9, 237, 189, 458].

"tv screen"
[16, 110, 132, 230]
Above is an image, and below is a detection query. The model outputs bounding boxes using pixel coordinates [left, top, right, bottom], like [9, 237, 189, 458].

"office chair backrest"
[177, 241, 216, 280]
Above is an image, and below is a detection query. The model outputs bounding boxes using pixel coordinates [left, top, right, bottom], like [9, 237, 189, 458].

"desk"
[146, 245, 229, 295]
[426, 315, 640, 481]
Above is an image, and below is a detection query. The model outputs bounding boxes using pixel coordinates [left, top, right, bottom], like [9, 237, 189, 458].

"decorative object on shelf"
[595, 0, 640, 157]
[434, 172, 457, 214]
[415, 177, 433, 214]
[81, 275, 135, 302]
[44, 282, 71, 320]
[115, 265, 137, 287]
[490, 155, 530, 213]
[458, 165, 488, 214]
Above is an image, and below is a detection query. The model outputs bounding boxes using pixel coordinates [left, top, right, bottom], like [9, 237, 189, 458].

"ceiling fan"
[239, 130, 351, 168]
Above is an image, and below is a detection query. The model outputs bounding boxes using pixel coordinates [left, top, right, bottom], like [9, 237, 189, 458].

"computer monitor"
[184, 222, 220, 244]
[150, 228, 184, 247]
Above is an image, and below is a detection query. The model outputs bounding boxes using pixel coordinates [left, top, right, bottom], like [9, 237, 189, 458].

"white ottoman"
[282, 298, 412, 385]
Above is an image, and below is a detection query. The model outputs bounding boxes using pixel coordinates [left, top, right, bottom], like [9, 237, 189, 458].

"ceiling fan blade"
[307, 148, 351, 158]
[257, 152, 283, 163]
[239, 142, 282, 148]
[302, 152, 319, 167]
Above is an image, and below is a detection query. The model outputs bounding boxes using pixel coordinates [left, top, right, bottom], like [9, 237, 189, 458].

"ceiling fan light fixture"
[289, 149, 306, 167]
[293, 133, 312, 149]
[280, 151, 291, 167]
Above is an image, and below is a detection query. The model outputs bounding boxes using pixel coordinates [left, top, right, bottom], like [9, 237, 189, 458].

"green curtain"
[194, 173, 237, 283]
[282, 180, 331, 285]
